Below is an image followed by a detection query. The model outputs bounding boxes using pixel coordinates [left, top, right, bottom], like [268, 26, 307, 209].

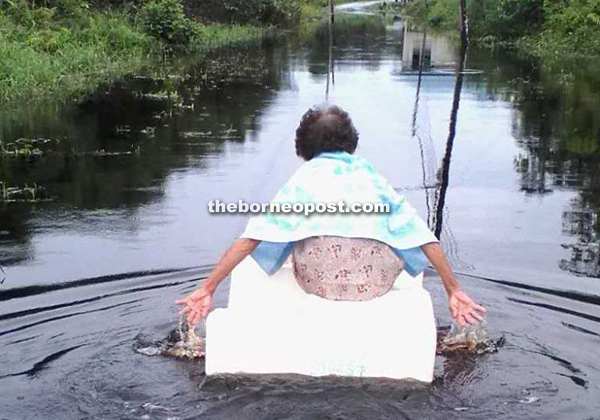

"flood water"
[2, 4, 600, 419]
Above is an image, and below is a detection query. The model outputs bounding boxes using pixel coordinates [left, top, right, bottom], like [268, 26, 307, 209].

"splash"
[437, 321, 505, 355]
[133, 317, 205, 359]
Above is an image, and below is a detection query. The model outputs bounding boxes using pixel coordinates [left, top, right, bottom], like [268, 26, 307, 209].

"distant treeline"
[83, 0, 321, 25]
[405, 0, 600, 56]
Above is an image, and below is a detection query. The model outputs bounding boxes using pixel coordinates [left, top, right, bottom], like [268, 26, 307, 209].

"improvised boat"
[206, 256, 437, 382]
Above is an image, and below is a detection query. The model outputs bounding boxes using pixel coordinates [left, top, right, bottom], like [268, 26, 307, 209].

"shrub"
[468, 0, 544, 40]
[404, 0, 544, 41]
[139, 0, 194, 45]
[185, 0, 302, 26]
[1, 0, 57, 28]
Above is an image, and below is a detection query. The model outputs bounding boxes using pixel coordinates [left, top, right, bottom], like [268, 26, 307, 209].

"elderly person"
[177, 106, 485, 326]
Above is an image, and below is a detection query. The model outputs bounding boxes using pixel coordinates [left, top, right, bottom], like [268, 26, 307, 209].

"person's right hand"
[175, 286, 213, 326]
[448, 290, 486, 326]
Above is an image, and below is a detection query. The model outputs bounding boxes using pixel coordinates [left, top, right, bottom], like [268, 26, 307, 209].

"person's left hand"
[448, 290, 486, 326]
[175, 286, 213, 325]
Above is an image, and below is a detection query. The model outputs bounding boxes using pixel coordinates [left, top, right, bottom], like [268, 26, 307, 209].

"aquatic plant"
[0, 181, 45, 202]
[0, 137, 59, 158]
[23, 183, 38, 201]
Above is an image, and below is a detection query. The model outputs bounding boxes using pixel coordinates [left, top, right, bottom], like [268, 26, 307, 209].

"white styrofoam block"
[206, 256, 436, 382]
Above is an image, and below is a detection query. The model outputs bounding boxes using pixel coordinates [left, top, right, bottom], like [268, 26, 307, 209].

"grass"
[191, 23, 266, 51]
[299, 0, 356, 21]
[0, 4, 267, 110]
[0, 10, 153, 105]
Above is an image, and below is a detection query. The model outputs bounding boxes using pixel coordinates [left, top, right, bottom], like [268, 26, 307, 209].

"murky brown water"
[1, 4, 600, 419]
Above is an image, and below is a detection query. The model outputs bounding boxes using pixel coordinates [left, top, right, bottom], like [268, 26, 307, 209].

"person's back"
[176, 105, 485, 329]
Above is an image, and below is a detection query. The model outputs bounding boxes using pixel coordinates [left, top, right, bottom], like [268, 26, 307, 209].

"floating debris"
[222, 125, 237, 135]
[141, 402, 169, 412]
[152, 111, 170, 122]
[115, 126, 132, 135]
[138, 90, 181, 102]
[519, 396, 541, 404]
[140, 127, 156, 137]
[89, 147, 140, 157]
[179, 103, 195, 111]
[180, 131, 213, 139]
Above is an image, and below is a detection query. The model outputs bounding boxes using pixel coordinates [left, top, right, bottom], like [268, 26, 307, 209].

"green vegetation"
[185, 0, 304, 26]
[404, 0, 600, 56]
[0, 138, 58, 158]
[0, 181, 44, 202]
[138, 0, 265, 50]
[0, 0, 153, 104]
[0, 0, 336, 109]
[521, 0, 600, 57]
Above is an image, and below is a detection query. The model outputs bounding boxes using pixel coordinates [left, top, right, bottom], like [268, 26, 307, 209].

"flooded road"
[1, 6, 600, 420]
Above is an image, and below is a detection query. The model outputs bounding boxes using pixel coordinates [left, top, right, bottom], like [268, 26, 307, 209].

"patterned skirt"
[291, 236, 404, 301]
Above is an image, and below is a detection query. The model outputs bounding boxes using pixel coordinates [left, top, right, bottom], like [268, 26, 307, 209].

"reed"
[0, 181, 43, 202]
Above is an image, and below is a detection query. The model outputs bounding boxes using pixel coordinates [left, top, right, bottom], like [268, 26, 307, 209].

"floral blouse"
[292, 236, 404, 301]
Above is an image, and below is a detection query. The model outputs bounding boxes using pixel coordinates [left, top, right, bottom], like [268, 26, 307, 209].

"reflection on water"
[489, 52, 600, 278]
[561, 200, 600, 278]
[2, 6, 600, 419]
[0, 44, 287, 278]
[401, 23, 456, 72]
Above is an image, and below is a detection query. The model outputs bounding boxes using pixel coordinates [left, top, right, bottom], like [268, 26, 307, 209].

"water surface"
[1, 6, 600, 420]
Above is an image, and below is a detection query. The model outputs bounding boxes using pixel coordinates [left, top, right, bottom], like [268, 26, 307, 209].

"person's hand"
[448, 290, 486, 326]
[175, 286, 213, 326]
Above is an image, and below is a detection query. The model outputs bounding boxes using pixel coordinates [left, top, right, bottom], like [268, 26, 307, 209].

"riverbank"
[403, 0, 600, 58]
[0, 0, 337, 111]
